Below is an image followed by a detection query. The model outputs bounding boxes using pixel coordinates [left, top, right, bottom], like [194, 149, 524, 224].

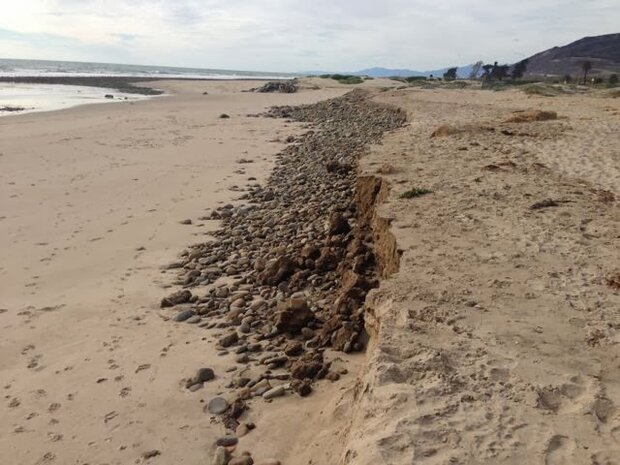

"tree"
[481, 64, 494, 80]
[491, 62, 510, 81]
[443, 67, 458, 81]
[609, 74, 619, 86]
[469, 61, 483, 80]
[564, 74, 573, 83]
[582, 61, 592, 84]
[511, 59, 529, 80]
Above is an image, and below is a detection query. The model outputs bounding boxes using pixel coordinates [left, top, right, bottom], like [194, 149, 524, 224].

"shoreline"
[0, 76, 295, 96]
[0, 78, 351, 465]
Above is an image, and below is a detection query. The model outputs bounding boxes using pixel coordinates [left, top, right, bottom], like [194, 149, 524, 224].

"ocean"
[0, 58, 296, 80]
[0, 58, 296, 116]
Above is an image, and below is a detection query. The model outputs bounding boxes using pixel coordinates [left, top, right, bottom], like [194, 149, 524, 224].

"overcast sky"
[0, 0, 618, 72]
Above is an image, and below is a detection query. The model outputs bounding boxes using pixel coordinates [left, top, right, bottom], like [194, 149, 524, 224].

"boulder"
[327, 212, 350, 235]
[273, 299, 313, 334]
[258, 256, 296, 285]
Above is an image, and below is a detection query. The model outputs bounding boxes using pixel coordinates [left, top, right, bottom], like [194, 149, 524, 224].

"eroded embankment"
[159, 89, 407, 460]
[337, 88, 620, 465]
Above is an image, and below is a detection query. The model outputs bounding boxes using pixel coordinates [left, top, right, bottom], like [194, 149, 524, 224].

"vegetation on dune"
[400, 188, 432, 199]
[319, 74, 364, 84]
[582, 60, 593, 84]
[443, 67, 458, 81]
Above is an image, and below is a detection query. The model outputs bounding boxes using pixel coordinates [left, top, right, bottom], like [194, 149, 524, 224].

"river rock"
[262, 385, 285, 400]
[161, 290, 192, 308]
[212, 446, 231, 465]
[207, 397, 229, 414]
[172, 309, 195, 322]
[220, 332, 239, 347]
[216, 436, 238, 447]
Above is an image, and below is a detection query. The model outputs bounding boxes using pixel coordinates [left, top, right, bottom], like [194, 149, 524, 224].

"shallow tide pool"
[0, 83, 154, 116]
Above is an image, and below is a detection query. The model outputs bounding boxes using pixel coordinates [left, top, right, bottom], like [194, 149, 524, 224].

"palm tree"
[582, 61, 592, 84]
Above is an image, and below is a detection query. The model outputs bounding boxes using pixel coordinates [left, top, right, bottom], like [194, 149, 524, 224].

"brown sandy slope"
[341, 87, 620, 464]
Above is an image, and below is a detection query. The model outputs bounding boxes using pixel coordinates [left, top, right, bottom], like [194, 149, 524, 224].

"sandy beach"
[2, 77, 620, 465]
[0, 79, 353, 465]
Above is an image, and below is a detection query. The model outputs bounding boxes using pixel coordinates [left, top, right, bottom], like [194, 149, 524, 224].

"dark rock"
[328, 212, 350, 235]
[273, 299, 313, 334]
[161, 290, 192, 308]
[290, 352, 324, 380]
[216, 436, 238, 447]
[291, 379, 313, 397]
[220, 113, 231, 119]
[220, 332, 239, 347]
[141, 450, 160, 459]
[283, 341, 304, 356]
[258, 256, 296, 285]
[172, 309, 195, 322]
[193, 367, 215, 384]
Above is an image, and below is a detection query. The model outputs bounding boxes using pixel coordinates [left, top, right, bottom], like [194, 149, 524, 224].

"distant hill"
[352, 67, 425, 78]
[351, 65, 476, 79]
[523, 33, 620, 77]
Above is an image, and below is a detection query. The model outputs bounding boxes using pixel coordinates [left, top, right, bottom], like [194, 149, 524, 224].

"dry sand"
[0, 79, 351, 465]
[342, 86, 620, 464]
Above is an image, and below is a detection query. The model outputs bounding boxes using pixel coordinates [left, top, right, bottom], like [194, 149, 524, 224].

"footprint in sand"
[544, 435, 576, 465]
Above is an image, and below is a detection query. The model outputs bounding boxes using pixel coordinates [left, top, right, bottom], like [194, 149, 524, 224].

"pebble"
[235, 423, 250, 437]
[185, 315, 202, 324]
[207, 397, 229, 414]
[216, 435, 238, 447]
[194, 368, 215, 383]
[220, 332, 239, 347]
[212, 446, 231, 465]
[172, 309, 195, 322]
[255, 386, 270, 396]
[141, 449, 161, 459]
[262, 386, 285, 400]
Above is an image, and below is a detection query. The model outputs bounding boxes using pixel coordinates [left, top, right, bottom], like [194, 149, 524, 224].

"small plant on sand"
[521, 83, 564, 97]
[400, 188, 432, 199]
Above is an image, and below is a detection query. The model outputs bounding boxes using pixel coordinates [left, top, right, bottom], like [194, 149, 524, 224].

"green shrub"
[320, 74, 364, 84]
[400, 188, 432, 199]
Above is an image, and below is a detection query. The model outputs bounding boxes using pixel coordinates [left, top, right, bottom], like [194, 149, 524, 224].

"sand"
[0, 79, 351, 465]
[341, 86, 620, 464]
[3, 77, 619, 465]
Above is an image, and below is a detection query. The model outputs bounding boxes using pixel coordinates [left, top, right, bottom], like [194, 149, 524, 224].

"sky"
[0, 0, 618, 72]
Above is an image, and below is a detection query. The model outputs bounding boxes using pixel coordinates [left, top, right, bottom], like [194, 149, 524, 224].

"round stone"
[207, 397, 229, 414]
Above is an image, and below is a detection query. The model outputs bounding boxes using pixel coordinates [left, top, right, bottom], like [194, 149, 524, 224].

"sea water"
[0, 83, 149, 117]
[0, 58, 296, 116]
[0, 58, 295, 80]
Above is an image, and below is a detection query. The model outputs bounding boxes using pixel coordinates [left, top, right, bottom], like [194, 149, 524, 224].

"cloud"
[0, 0, 618, 71]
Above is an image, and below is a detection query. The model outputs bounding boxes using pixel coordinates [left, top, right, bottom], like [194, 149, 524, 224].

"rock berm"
[162, 90, 406, 433]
